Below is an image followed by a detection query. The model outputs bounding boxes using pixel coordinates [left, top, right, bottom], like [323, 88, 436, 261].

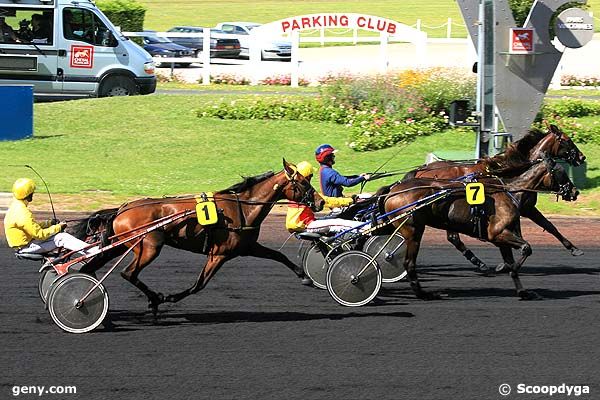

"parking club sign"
[509, 28, 535, 54]
[70, 45, 94, 68]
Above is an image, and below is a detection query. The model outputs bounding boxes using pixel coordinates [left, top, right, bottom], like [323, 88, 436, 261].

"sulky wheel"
[363, 234, 407, 283]
[302, 244, 329, 289]
[326, 250, 382, 307]
[38, 267, 59, 304]
[47, 273, 109, 334]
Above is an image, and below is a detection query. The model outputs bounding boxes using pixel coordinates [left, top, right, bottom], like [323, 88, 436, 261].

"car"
[166, 26, 241, 58]
[214, 22, 292, 61]
[142, 32, 195, 67]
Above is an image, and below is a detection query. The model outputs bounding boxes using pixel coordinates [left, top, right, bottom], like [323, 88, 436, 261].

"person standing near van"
[315, 144, 370, 197]
[0, 16, 19, 43]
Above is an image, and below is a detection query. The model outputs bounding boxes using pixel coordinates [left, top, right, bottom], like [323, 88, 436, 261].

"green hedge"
[97, 0, 146, 33]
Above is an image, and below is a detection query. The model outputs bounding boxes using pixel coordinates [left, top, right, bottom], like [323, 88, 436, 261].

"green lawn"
[1, 91, 599, 215]
[137, 0, 600, 36]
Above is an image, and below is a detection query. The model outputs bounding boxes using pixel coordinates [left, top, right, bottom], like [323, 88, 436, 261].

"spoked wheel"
[326, 250, 382, 307]
[38, 267, 58, 304]
[363, 234, 407, 283]
[47, 273, 109, 334]
[302, 244, 328, 289]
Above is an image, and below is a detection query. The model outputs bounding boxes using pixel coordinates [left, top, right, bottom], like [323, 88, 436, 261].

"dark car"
[166, 26, 241, 58]
[142, 34, 195, 67]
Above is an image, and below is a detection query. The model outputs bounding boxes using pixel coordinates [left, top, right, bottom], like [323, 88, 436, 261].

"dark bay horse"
[406, 124, 586, 273]
[72, 159, 324, 314]
[379, 157, 578, 300]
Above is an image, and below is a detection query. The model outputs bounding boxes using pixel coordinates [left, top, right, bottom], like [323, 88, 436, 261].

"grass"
[136, 0, 600, 36]
[1, 90, 599, 215]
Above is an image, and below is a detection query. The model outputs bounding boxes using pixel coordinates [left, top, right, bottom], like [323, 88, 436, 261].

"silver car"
[214, 22, 291, 61]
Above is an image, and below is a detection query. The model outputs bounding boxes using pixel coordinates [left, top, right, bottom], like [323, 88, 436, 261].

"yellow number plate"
[465, 182, 485, 205]
[196, 201, 219, 225]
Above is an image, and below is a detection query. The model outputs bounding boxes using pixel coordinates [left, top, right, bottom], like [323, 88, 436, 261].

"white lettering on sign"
[280, 13, 397, 35]
[566, 17, 584, 23]
[558, 23, 594, 30]
[70, 45, 94, 68]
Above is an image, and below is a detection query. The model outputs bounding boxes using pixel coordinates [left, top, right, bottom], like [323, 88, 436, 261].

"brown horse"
[405, 124, 586, 273]
[379, 156, 578, 300]
[72, 159, 324, 314]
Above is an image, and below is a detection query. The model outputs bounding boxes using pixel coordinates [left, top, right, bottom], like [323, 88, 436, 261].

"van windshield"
[0, 7, 54, 45]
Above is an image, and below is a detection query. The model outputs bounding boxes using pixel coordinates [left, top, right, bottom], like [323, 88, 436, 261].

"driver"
[3, 178, 99, 256]
[286, 161, 368, 234]
[315, 144, 370, 197]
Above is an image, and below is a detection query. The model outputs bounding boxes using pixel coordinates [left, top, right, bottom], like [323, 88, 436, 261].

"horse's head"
[544, 124, 586, 166]
[541, 155, 579, 202]
[282, 159, 325, 212]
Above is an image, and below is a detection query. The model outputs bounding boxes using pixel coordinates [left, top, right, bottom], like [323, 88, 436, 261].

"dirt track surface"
[1, 214, 599, 399]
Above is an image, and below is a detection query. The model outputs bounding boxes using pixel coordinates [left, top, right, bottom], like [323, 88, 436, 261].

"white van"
[0, 0, 156, 97]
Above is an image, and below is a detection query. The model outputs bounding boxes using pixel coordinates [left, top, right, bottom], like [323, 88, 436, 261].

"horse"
[405, 124, 586, 273]
[71, 159, 325, 315]
[378, 155, 578, 300]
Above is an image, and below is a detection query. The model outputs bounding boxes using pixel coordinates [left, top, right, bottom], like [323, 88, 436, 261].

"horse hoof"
[570, 248, 584, 257]
[301, 277, 313, 286]
[475, 265, 495, 277]
[495, 263, 510, 273]
[518, 290, 542, 301]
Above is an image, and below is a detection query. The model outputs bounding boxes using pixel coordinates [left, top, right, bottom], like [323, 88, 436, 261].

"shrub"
[210, 73, 250, 85]
[561, 74, 600, 87]
[97, 0, 146, 33]
[542, 99, 600, 118]
[260, 75, 310, 86]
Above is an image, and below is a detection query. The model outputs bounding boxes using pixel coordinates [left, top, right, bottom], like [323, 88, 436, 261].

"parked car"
[142, 32, 195, 67]
[166, 26, 241, 58]
[214, 22, 291, 61]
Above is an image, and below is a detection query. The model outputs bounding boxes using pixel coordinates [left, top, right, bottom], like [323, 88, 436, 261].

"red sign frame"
[509, 28, 534, 54]
[70, 45, 94, 69]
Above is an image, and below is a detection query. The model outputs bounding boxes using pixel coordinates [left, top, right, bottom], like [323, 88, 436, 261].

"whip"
[7, 164, 57, 221]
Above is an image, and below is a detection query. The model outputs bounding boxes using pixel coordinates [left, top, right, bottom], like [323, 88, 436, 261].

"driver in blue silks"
[315, 144, 370, 197]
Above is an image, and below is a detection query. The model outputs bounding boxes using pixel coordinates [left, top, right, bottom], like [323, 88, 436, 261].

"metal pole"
[475, 0, 495, 158]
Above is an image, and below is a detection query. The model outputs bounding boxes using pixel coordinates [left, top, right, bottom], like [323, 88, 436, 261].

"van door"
[57, 6, 120, 94]
[0, 8, 61, 93]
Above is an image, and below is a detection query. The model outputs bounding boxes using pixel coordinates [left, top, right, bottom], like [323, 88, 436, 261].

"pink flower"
[407, 107, 415, 113]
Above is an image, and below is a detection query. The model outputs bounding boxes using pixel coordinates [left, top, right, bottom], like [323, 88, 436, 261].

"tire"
[363, 234, 407, 282]
[38, 267, 58, 304]
[326, 250, 381, 307]
[302, 244, 328, 290]
[47, 273, 108, 334]
[99, 75, 138, 97]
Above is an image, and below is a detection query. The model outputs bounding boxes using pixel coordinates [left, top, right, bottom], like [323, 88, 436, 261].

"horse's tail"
[68, 208, 123, 274]
[70, 208, 119, 247]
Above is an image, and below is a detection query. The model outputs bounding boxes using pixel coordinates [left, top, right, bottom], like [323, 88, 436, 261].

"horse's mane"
[486, 127, 546, 171]
[217, 171, 275, 194]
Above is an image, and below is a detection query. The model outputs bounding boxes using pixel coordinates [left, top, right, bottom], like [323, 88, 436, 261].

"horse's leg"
[403, 224, 440, 300]
[446, 231, 492, 276]
[164, 255, 228, 304]
[247, 242, 311, 285]
[523, 206, 583, 256]
[120, 235, 165, 315]
[495, 232, 538, 300]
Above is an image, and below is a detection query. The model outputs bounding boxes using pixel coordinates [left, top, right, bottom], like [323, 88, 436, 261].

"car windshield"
[144, 36, 171, 44]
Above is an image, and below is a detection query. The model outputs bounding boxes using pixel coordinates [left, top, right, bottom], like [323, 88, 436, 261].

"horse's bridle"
[283, 168, 317, 210]
[542, 156, 574, 200]
[552, 133, 582, 166]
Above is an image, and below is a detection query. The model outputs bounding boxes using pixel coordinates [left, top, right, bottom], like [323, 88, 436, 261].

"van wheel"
[99, 76, 138, 97]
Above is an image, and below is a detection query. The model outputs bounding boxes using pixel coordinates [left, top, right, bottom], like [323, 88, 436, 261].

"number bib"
[196, 192, 219, 225]
[465, 182, 485, 205]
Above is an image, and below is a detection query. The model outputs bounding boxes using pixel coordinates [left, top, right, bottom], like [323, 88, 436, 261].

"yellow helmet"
[12, 178, 36, 200]
[296, 161, 315, 178]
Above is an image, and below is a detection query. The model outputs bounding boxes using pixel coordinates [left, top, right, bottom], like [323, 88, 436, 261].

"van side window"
[63, 8, 116, 47]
